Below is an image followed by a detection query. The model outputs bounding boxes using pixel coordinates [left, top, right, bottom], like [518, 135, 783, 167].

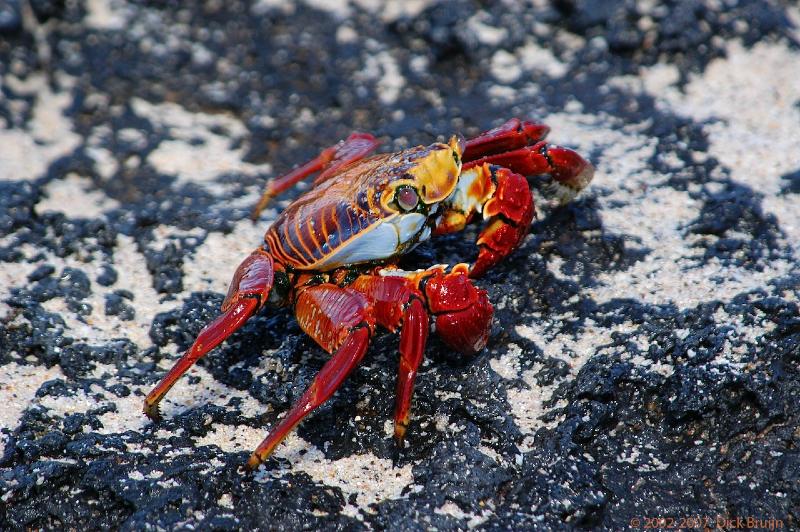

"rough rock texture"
[1, 0, 799, 529]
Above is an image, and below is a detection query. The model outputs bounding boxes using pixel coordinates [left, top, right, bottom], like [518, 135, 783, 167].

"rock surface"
[1, 0, 799, 529]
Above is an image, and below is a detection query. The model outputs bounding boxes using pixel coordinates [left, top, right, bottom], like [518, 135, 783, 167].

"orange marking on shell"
[263, 138, 462, 270]
[293, 211, 319, 261]
[301, 208, 325, 255]
[280, 214, 310, 264]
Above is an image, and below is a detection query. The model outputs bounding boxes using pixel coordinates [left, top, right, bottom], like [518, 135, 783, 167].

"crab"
[143, 118, 594, 469]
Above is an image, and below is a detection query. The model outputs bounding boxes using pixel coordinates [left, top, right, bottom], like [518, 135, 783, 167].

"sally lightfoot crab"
[142, 118, 594, 469]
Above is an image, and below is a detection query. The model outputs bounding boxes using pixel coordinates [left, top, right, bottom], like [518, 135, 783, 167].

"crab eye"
[396, 186, 419, 211]
[452, 150, 460, 165]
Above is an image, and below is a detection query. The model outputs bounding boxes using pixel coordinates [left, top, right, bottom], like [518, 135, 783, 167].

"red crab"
[143, 118, 594, 469]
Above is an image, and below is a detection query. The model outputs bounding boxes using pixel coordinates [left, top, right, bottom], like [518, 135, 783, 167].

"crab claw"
[425, 265, 493, 355]
[472, 167, 536, 279]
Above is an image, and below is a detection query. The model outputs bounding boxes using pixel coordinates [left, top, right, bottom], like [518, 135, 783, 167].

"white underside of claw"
[544, 180, 579, 205]
[313, 213, 428, 269]
[444, 168, 485, 216]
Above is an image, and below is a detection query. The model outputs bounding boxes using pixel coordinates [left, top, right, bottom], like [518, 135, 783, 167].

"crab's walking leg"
[435, 164, 535, 278]
[246, 285, 375, 469]
[462, 118, 550, 161]
[143, 249, 275, 421]
[461, 118, 594, 202]
[251, 133, 380, 220]
[463, 142, 594, 203]
[246, 328, 371, 469]
[393, 297, 427, 445]
[350, 273, 429, 446]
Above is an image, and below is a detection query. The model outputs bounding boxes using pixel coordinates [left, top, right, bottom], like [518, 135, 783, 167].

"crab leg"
[392, 297, 428, 445]
[351, 265, 492, 446]
[247, 326, 371, 469]
[463, 142, 594, 202]
[247, 284, 375, 469]
[143, 249, 275, 421]
[245, 262, 493, 467]
[462, 118, 550, 161]
[251, 133, 380, 220]
[350, 272, 430, 445]
[461, 118, 594, 200]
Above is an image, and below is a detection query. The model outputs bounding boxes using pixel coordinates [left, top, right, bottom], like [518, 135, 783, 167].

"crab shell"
[265, 136, 464, 271]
